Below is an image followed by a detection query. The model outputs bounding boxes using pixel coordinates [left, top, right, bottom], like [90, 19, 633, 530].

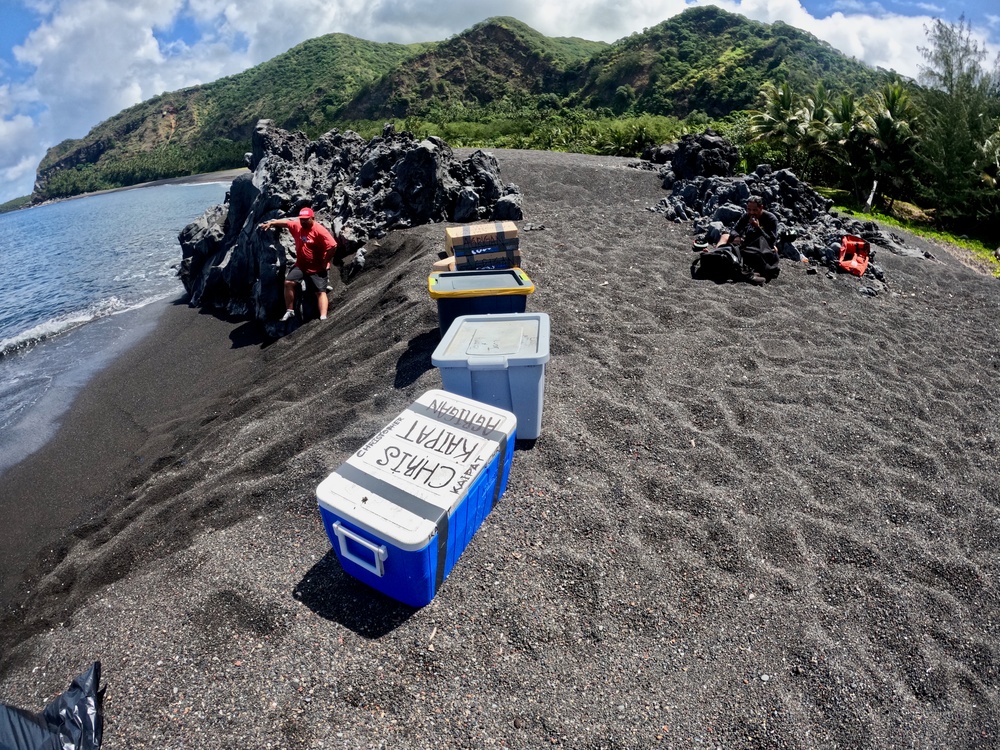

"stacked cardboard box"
[444, 221, 520, 270]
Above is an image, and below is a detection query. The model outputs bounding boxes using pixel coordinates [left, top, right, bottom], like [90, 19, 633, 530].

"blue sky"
[0, 0, 997, 204]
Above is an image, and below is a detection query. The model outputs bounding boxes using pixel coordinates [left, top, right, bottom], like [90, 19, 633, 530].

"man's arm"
[730, 212, 749, 244]
[319, 227, 338, 265]
[259, 218, 292, 231]
[760, 213, 779, 245]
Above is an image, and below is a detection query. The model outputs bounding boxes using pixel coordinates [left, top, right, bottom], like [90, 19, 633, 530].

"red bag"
[838, 235, 870, 277]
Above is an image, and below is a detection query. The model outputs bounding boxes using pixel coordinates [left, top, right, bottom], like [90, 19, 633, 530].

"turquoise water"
[0, 182, 228, 474]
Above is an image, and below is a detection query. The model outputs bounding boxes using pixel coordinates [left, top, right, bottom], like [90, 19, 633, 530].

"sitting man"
[718, 195, 778, 251]
[716, 195, 781, 284]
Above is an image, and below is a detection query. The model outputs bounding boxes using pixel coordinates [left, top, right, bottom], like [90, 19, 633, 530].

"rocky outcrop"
[178, 120, 522, 335]
[31, 139, 111, 200]
[642, 129, 739, 180]
[641, 130, 929, 285]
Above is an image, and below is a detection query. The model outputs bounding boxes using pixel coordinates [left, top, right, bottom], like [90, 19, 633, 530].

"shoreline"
[1, 150, 998, 748]
[0, 297, 265, 614]
[19, 167, 249, 210]
[0, 299, 166, 480]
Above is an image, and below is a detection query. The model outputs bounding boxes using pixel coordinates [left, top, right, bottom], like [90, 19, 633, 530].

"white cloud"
[0, 108, 44, 199]
[0, 78, 45, 202]
[831, 0, 888, 15]
[814, 12, 930, 75]
[0, 0, 259, 202]
[14, 0, 244, 139]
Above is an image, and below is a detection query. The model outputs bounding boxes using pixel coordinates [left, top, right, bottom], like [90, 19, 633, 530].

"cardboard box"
[455, 248, 522, 271]
[432, 256, 456, 272]
[445, 221, 520, 270]
[317, 389, 517, 607]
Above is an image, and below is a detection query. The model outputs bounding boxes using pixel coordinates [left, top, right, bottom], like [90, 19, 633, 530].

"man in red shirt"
[259, 207, 338, 322]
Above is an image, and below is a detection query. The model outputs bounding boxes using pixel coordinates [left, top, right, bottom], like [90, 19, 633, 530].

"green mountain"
[33, 33, 430, 199]
[569, 6, 891, 116]
[31, 8, 895, 203]
[335, 16, 608, 120]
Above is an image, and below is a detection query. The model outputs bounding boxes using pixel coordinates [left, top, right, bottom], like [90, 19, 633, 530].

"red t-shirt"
[288, 220, 337, 273]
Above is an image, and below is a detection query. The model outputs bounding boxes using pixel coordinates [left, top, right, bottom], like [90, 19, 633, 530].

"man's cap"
[297, 207, 315, 219]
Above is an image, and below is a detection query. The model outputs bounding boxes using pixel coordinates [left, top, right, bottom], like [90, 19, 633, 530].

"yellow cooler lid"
[428, 268, 534, 299]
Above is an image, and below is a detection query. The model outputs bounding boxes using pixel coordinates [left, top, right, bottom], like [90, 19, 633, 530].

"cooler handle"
[332, 521, 388, 577]
[469, 356, 508, 370]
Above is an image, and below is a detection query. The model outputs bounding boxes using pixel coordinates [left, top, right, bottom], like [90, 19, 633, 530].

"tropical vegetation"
[10, 10, 999, 254]
[735, 16, 999, 248]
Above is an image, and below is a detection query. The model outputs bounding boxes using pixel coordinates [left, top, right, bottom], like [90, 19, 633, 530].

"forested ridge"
[28, 8, 887, 202]
[22, 9, 1000, 250]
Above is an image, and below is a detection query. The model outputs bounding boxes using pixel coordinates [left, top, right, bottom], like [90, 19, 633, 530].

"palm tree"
[748, 81, 804, 167]
[857, 79, 920, 210]
[978, 128, 1000, 188]
[824, 93, 871, 198]
[797, 82, 836, 180]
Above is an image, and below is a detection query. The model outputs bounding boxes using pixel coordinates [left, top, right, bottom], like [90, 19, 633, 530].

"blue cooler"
[316, 389, 517, 607]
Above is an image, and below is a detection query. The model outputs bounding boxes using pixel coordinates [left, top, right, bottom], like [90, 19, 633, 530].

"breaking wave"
[0, 294, 169, 360]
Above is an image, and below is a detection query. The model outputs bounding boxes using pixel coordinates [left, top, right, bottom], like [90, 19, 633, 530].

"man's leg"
[317, 290, 329, 320]
[282, 280, 297, 321]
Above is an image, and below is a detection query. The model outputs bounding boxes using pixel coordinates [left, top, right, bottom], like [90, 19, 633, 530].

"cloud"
[0, 0, 261, 201]
[831, 0, 888, 15]
[0, 106, 44, 197]
[14, 0, 249, 139]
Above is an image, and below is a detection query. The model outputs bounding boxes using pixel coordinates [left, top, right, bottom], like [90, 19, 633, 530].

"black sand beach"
[1, 149, 998, 749]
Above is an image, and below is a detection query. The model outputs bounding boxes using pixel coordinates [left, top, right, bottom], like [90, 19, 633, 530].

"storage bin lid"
[428, 268, 534, 299]
[431, 312, 550, 368]
[316, 389, 516, 550]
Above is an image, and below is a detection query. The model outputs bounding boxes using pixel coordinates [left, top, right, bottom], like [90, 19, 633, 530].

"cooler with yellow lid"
[428, 267, 535, 335]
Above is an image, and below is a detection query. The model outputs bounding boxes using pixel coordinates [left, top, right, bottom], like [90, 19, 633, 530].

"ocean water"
[0, 181, 229, 475]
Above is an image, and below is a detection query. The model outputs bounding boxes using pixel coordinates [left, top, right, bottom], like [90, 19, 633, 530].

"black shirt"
[733, 209, 778, 249]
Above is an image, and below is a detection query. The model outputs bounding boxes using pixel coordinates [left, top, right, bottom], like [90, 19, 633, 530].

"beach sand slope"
[1, 150, 998, 749]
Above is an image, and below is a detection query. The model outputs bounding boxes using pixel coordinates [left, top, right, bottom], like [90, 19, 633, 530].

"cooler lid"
[428, 268, 534, 299]
[431, 312, 551, 368]
[316, 390, 516, 550]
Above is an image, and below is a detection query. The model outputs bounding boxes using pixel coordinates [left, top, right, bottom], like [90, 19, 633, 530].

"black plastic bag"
[741, 241, 781, 280]
[0, 662, 104, 750]
[691, 244, 744, 282]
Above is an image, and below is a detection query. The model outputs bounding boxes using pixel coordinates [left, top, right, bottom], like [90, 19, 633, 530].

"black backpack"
[691, 245, 744, 282]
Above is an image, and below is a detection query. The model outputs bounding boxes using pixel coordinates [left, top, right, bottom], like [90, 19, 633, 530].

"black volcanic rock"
[642, 130, 925, 284]
[655, 129, 740, 180]
[178, 120, 522, 335]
